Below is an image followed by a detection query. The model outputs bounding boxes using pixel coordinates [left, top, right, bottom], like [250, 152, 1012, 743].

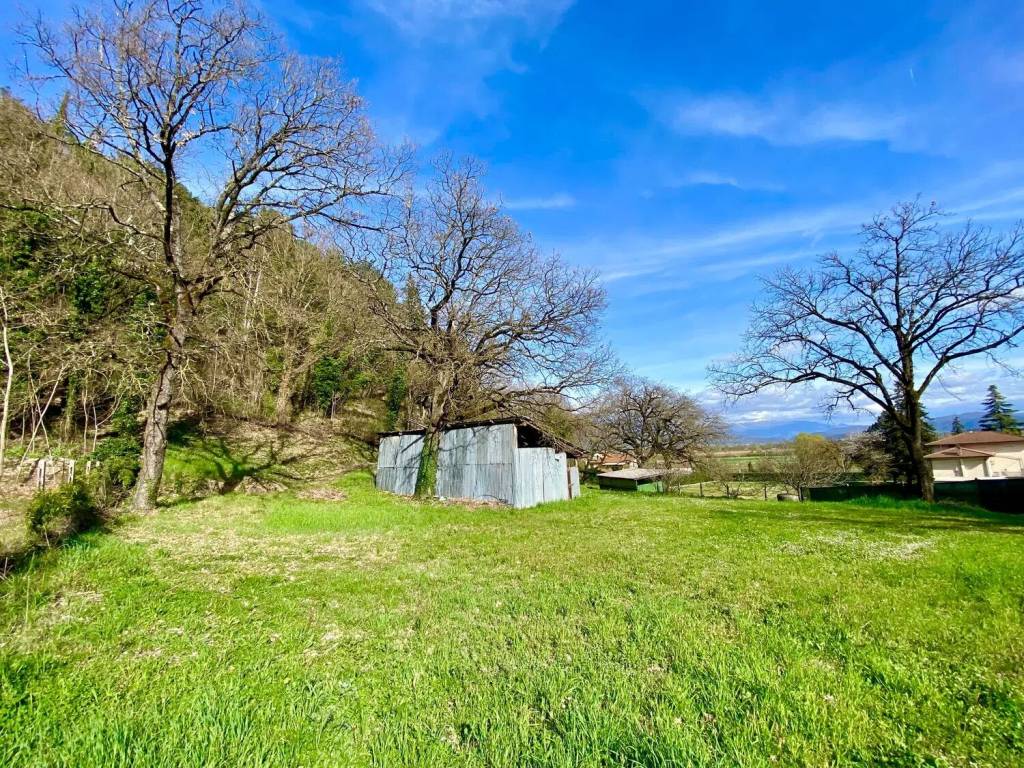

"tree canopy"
[711, 201, 1024, 500]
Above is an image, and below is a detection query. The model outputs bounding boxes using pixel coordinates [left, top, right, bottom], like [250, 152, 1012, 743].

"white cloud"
[580, 200, 867, 284]
[663, 93, 906, 146]
[566, 161, 1024, 289]
[700, 384, 879, 427]
[343, 0, 574, 145]
[668, 170, 783, 192]
[503, 192, 576, 210]
[360, 0, 573, 43]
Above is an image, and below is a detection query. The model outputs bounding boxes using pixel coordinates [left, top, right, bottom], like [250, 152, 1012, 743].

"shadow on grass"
[163, 416, 375, 501]
[764, 496, 1024, 535]
[0, 511, 112, 580]
[791, 512, 1024, 535]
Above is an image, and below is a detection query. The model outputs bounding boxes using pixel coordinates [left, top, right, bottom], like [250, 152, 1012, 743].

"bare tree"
[252, 230, 373, 425]
[711, 201, 1024, 501]
[362, 157, 613, 495]
[0, 287, 12, 477]
[22, 0, 397, 509]
[695, 456, 743, 498]
[760, 433, 843, 499]
[596, 376, 724, 467]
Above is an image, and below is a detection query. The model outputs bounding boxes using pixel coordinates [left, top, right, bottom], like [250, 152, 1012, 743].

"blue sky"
[3, 0, 1024, 429]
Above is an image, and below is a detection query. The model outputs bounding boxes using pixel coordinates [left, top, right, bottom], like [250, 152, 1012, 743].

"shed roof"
[379, 416, 584, 458]
[927, 430, 1024, 446]
[597, 468, 667, 480]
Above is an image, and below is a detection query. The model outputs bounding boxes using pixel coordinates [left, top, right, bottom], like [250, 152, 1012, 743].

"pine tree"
[867, 398, 938, 484]
[979, 385, 1021, 434]
[950, 415, 965, 434]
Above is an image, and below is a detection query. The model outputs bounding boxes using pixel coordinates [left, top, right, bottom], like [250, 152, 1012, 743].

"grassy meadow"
[2, 474, 1023, 766]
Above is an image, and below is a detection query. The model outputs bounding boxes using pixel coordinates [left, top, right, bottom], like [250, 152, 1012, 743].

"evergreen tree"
[867, 398, 938, 484]
[950, 415, 965, 434]
[978, 385, 1021, 434]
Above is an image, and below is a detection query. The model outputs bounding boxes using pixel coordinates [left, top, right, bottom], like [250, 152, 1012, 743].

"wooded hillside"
[0, 0, 613, 511]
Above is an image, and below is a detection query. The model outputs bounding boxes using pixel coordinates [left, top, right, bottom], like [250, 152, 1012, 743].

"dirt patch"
[295, 487, 348, 501]
[436, 496, 506, 510]
[236, 476, 289, 495]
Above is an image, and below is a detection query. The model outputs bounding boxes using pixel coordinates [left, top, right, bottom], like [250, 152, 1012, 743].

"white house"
[925, 431, 1024, 481]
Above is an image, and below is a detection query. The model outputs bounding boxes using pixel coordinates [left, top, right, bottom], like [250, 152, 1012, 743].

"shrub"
[90, 435, 141, 491]
[26, 480, 100, 545]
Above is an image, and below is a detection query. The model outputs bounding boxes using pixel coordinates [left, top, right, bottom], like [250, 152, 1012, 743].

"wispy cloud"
[273, 1, 576, 146]
[571, 163, 1024, 289]
[361, 0, 574, 42]
[667, 170, 783, 192]
[503, 192, 576, 211]
[661, 93, 907, 146]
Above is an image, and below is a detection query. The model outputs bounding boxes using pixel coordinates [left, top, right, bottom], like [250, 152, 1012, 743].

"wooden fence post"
[36, 458, 47, 490]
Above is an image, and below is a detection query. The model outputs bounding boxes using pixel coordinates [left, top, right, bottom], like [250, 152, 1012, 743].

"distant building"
[590, 452, 638, 472]
[925, 431, 1024, 481]
[376, 418, 583, 508]
[596, 468, 667, 493]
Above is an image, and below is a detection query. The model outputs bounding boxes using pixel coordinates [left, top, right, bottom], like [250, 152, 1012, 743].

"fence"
[803, 478, 1024, 513]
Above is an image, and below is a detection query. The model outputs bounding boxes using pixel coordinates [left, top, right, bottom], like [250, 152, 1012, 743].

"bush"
[26, 480, 100, 545]
[90, 435, 141, 491]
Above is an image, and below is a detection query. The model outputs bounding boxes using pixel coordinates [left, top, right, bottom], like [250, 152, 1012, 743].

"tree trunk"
[132, 352, 177, 511]
[413, 372, 451, 498]
[133, 299, 191, 511]
[903, 391, 935, 502]
[414, 424, 440, 498]
[0, 308, 12, 478]
[274, 362, 295, 426]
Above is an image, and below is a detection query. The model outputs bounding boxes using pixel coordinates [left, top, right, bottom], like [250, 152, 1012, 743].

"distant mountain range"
[727, 419, 867, 443]
[727, 410, 1024, 443]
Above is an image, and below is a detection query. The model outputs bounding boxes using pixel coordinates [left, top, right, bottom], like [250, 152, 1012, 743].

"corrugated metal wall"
[511, 446, 569, 508]
[376, 423, 573, 508]
[436, 424, 516, 504]
[375, 433, 423, 495]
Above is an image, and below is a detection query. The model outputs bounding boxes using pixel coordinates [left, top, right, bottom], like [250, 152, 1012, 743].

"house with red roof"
[925, 431, 1024, 481]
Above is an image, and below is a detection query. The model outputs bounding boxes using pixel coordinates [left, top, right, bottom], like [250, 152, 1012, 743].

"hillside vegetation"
[2, 479, 1022, 766]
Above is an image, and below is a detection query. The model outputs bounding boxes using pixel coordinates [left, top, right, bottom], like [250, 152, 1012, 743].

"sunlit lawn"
[2, 473, 1023, 766]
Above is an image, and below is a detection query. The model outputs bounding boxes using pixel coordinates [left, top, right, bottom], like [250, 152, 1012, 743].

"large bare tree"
[711, 201, 1024, 501]
[363, 157, 613, 495]
[596, 376, 724, 467]
[22, 0, 397, 509]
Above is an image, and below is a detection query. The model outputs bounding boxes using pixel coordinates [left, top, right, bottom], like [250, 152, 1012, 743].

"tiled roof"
[924, 446, 996, 460]
[927, 430, 1024, 446]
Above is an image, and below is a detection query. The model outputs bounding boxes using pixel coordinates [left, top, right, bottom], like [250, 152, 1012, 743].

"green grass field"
[2, 474, 1023, 766]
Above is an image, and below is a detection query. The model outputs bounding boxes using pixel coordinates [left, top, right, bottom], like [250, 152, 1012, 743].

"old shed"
[597, 467, 667, 493]
[376, 418, 582, 508]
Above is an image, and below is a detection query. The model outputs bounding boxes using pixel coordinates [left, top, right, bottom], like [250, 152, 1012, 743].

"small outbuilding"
[376, 417, 583, 509]
[597, 467, 667, 493]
